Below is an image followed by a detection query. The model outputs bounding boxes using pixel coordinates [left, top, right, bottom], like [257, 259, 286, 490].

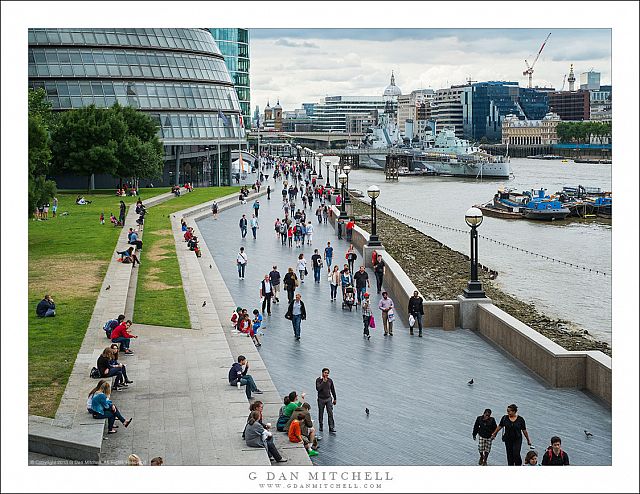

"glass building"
[28, 28, 246, 188]
[208, 29, 250, 129]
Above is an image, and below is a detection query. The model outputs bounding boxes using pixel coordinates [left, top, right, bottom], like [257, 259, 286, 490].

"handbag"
[304, 267, 308, 276]
[369, 315, 376, 329]
[328, 274, 332, 283]
[90, 367, 101, 379]
[387, 308, 395, 323]
[408, 314, 416, 328]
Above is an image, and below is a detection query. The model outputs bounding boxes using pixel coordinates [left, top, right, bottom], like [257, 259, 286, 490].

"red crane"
[523, 32, 551, 88]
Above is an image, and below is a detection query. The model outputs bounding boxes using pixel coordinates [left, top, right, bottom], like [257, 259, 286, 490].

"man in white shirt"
[250, 214, 259, 239]
[237, 247, 248, 279]
[260, 274, 274, 315]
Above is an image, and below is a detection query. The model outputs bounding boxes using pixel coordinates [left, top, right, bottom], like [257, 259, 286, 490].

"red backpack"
[547, 447, 564, 461]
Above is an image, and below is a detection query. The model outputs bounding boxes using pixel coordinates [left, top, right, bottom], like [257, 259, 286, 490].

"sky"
[249, 28, 611, 112]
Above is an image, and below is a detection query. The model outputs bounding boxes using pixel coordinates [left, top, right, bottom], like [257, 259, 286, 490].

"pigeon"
[202, 301, 206, 307]
[467, 378, 474, 385]
[584, 430, 593, 438]
[209, 264, 212, 269]
[105, 285, 111, 290]
[365, 408, 369, 415]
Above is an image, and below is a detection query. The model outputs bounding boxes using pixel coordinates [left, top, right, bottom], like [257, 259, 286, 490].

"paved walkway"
[197, 180, 612, 466]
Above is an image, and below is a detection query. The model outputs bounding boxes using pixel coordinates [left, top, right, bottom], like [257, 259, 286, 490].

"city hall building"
[28, 28, 246, 188]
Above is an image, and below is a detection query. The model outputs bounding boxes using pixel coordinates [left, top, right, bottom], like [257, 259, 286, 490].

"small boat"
[494, 187, 570, 221]
[561, 159, 569, 163]
[587, 196, 612, 218]
[521, 198, 571, 220]
[475, 202, 523, 219]
[348, 188, 364, 198]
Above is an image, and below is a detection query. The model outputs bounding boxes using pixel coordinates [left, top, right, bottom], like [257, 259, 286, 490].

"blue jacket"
[91, 393, 112, 415]
[36, 299, 55, 317]
[229, 362, 247, 383]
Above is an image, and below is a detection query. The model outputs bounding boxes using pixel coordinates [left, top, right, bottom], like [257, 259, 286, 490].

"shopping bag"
[369, 315, 376, 329]
[408, 314, 416, 328]
[387, 309, 395, 323]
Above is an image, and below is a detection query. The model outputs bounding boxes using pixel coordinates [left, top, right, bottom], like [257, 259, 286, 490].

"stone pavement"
[197, 179, 612, 466]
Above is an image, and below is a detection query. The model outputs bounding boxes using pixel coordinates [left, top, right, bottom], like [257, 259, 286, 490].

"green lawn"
[28, 188, 169, 417]
[134, 187, 240, 328]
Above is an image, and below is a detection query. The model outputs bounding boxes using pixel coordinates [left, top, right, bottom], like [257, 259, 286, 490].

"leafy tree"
[28, 88, 57, 216]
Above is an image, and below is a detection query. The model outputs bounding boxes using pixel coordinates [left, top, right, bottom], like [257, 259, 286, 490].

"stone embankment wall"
[349, 198, 611, 357]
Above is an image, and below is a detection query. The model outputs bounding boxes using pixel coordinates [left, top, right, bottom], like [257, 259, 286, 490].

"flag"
[239, 114, 244, 128]
[218, 110, 230, 127]
[239, 149, 245, 173]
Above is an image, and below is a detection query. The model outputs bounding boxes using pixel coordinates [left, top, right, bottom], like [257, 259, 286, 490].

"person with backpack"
[491, 404, 532, 466]
[103, 315, 125, 339]
[253, 200, 260, 218]
[541, 436, 570, 465]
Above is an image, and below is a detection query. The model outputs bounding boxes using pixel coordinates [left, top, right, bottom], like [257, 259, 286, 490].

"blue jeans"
[93, 406, 125, 430]
[252, 227, 257, 239]
[112, 336, 130, 350]
[231, 375, 258, 399]
[237, 263, 246, 278]
[314, 266, 321, 283]
[325, 257, 332, 270]
[105, 367, 124, 387]
[357, 287, 367, 305]
[241, 227, 247, 238]
[44, 308, 56, 317]
[292, 314, 302, 338]
[330, 284, 338, 300]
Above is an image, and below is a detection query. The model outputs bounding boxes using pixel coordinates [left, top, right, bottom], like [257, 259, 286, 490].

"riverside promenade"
[197, 180, 612, 466]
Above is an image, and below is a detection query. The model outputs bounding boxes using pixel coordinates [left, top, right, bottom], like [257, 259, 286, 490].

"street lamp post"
[338, 172, 348, 220]
[317, 153, 323, 179]
[367, 185, 382, 246]
[332, 162, 339, 189]
[296, 145, 302, 162]
[324, 160, 332, 187]
[462, 207, 486, 298]
[343, 165, 351, 205]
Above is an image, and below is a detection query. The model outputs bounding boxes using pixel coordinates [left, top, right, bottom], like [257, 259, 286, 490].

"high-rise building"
[548, 90, 590, 121]
[589, 85, 611, 122]
[208, 29, 250, 129]
[396, 89, 435, 137]
[313, 96, 387, 132]
[432, 85, 467, 138]
[579, 70, 601, 91]
[28, 28, 245, 188]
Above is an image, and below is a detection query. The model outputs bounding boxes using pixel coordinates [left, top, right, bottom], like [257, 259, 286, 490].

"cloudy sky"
[249, 28, 611, 112]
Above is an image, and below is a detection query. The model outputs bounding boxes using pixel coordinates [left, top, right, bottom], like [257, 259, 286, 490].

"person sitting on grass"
[90, 381, 132, 434]
[288, 412, 318, 457]
[97, 347, 125, 390]
[87, 379, 108, 413]
[109, 344, 133, 386]
[110, 320, 137, 354]
[36, 294, 56, 318]
[245, 410, 288, 463]
[117, 247, 140, 267]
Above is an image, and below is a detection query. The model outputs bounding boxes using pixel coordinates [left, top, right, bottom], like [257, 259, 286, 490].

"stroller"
[342, 284, 355, 311]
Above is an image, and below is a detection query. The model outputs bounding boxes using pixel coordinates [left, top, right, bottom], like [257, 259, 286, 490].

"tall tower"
[273, 99, 283, 131]
[567, 64, 576, 92]
[264, 100, 273, 121]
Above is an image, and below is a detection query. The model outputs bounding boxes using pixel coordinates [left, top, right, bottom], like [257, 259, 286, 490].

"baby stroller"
[342, 284, 355, 311]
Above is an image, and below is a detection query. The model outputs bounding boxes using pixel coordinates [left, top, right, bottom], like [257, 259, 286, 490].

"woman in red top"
[110, 320, 137, 354]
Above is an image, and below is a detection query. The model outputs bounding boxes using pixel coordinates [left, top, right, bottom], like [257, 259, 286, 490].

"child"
[230, 307, 242, 330]
[288, 412, 318, 457]
[524, 450, 539, 466]
[100, 212, 105, 224]
[250, 309, 262, 347]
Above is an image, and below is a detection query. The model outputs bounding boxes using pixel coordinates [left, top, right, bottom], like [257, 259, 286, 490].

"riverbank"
[351, 199, 611, 357]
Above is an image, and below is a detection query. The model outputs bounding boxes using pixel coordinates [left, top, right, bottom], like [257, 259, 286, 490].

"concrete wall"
[477, 304, 611, 407]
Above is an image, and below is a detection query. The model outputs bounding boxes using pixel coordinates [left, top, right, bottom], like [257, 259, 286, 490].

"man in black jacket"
[36, 294, 56, 318]
[269, 265, 281, 303]
[239, 214, 248, 238]
[473, 408, 497, 466]
[407, 290, 424, 337]
[315, 368, 337, 433]
[260, 274, 273, 316]
[541, 436, 570, 465]
[285, 293, 306, 340]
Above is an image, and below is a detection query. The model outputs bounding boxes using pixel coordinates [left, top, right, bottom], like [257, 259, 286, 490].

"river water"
[341, 158, 612, 344]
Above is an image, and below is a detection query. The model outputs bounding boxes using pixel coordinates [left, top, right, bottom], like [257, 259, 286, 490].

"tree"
[28, 88, 57, 216]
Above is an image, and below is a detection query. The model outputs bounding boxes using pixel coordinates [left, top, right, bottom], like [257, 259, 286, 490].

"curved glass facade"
[28, 28, 246, 187]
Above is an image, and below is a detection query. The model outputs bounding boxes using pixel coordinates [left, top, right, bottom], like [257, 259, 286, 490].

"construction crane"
[523, 32, 551, 88]
[561, 74, 567, 91]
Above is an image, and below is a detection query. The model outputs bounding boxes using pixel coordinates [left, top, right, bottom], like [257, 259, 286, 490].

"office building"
[396, 89, 435, 137]
[579, 70, 601, 91]
[313, 95, 387, 132]
[28, 28, 245, 188]
[501, 112, 561, 145]
[431, 85, 467, 138]
[208, 29, 250, 129]
[548, 90, 590, 121]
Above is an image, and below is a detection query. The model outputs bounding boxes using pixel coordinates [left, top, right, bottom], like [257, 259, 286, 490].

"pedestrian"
[316, 206, 323, 224]
[52, 196, 58, 217]
[311, 249, 323, 283]
[287, 225, 294, 248]
[353, 265, 370, 306]
[340, 266, 353, 301]
[524, 450, 539, 466]
[322, 205, 328, 224]
[408, 290, 425, 337]
[283, 267, 298, 303]
[100, 211, 105, 224]
[251, 310, 263, 347]
[345, 245, 358, 274]
[305, 221, 314, 245]
[250, 214, 259, 239]
[211, 201, 219, 219]
[119, 200, 126, 225]
[282, 187, 287, 201]
[373, 254, 386, 294]
[378, 291, 395, 336]
[541, 436, 570, 466]
[491, 404, 533, 466]
[239, 214, 248, 238]
[346, 218, 355, 241]
[337, 218, 343, 239]
[473, 408, 497, 466]
[315, 368, 337, 434]
[236, 246, 248, 279]
[361, 292, 372, 339]
[297, 253, 307, 283]
[324, 242, 334, 273]
[260, 274, 273, 315]
[285, 293, 306, 341]
[253, 200, 260, 218]
[329, 265, 340, 301]
[266, 185, 271, 200]
[269, 265, 281, 304]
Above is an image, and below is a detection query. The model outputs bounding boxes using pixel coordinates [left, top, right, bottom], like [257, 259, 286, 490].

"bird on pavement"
[202, 301, 206, 307]
[106, 285, 111, 290]
[365, 408, 369, 415]
[584, 430, 593, 438]
[467, 378, 474, 385]
[209, 264, 212, 269]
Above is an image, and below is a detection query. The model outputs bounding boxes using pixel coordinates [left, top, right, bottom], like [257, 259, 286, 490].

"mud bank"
[351, 199, 611, 357]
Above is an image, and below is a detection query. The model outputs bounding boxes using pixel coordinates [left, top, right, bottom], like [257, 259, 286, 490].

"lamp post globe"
[463, 207, 486, 298]
[367, 185, 382, 246]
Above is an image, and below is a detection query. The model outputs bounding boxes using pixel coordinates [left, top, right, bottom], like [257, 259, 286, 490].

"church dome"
[273, 99, 282, 110]
[383, 71, 402, 98]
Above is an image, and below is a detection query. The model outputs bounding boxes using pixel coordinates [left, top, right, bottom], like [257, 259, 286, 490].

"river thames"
[344, 158, 612, 344]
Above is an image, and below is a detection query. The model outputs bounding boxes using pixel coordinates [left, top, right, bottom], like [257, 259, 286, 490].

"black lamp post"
[462, 207, 486, 298]
[367, 185, 382, 246]
[338, 172, 348, 220]
[332, 163, 339, 189]
[317, 153, 323, 179]
[296, 145, 302, 161]
[343, 165, 351, 205]
[324, 160, 331, 187]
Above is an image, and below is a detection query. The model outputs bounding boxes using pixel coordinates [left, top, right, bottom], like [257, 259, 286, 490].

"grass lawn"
[28, 188, 169, 417]
[134, 187, 240, 328]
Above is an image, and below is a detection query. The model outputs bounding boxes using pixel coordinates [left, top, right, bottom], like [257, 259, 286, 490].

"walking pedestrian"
[373, 254, 386, 294]
[315, 368, 337, 434]
[269, 265, 281, 304]
[250, 214, 259, 239]
[345, 245, 358, 277]
[305, 221, 314, 245]
[285, 293, 306, 340]
[324, 242, 334, 273]
[239, 214, 248, 239]
[329, 265, 340, 301]
[266, 185, 271, 200]
[491, 404, 532, 466]
[283, 267, 298, 303]
[287, 225, 294, 248]
[473, 409, 497, 466]
[340, 266, 353, 301]
[260, 274, 274, 315]
[297, 253, 307, 283]
[361, 292, 372, 339]
[408, 290, 424, 337]
[316, 206, 323, 224]
[378, 291, 395, 336]
[236, 247, 248, 279]
[119, 200, 126, 225]
[322, 205, 328, 224]
[541, 436, 570, 466]
[52, 196, 58, 217]
[253, 200, 260, 218]
[353, 265, 370, 306]
[211, 201, 219, 219]
[311, 249, 323, 283]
